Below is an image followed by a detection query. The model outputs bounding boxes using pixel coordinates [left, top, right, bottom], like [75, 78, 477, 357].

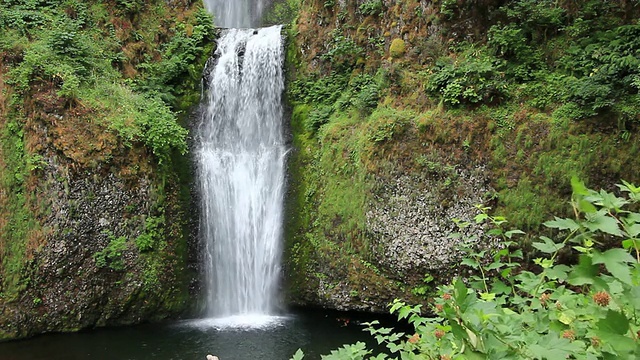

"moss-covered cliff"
[0, 0, 215, 341]
[281, 0, 640, 311]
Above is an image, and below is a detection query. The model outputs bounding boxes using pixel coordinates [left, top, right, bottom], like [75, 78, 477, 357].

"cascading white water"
[202, 0, 269, 28]
[196, 24, 286, 324]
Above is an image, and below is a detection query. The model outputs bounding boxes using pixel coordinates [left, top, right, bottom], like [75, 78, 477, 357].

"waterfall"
[196, 23, 286, 324]
[202, 0, 269, 28]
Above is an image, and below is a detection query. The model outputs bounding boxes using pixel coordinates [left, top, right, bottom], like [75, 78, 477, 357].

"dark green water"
[0, 310, 382, 360]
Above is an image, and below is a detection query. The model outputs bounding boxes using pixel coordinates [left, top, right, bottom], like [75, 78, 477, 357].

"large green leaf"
[454, 279, 469, 307]
[567, 255, 599, 286]
[462, 346, 486, 360]
[528, 335, 584, 359]
[583, 210, 623, 236]
[543, 217, 580, 231]
[595, 189, 629, 211]
[532, 236, 564, 254]
[546, 264, 570, 281]
[597, 310, 629, 335]
[571, 177, 590, 196]
[627, 286, 640, 310]
[592, 248, 636, 285]
[627, 224, 640, 237]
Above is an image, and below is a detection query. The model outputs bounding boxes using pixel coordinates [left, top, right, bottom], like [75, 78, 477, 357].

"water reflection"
[0, 310, 380, 360]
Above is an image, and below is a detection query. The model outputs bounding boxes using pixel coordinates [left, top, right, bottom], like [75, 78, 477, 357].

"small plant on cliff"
[292, 179, 640, 359]
[135, 215, 165, 252]
[427, 48, 508, 106]
[94, 233, 128, 271]
[358, 0, 383, 17]
[321, 30, 364, 72]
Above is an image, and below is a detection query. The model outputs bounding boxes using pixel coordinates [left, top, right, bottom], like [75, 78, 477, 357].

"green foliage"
[305, 105, 333, 135]
[557, 25, 640, 122]
[0, 118, 40, 301]
[335, 73, 383, 114]
[264, 0, 300, 25]
[290, 69, 385, 126]
[411, 274, 434, 298]
[483, 1, 640, 123]
[427, 48, 508, 106]
[135, 95, 189, 164]
[135, 215, 165, 252]
[87, 84, 188, 164]
[295, 181, 640, 359]
[0, 0, 53, 35]
[115, 0, 144, 13]
[358, 0, 383, 17]
[366, 107, 411, 143]
[439, 0, 457, 20]
[6, 18, 108, 99]
[323, 0, 336, 9]
[502, 0, 566, 40]
[289, 72, 349, 105]
[136, 8, 215, 106]
[487, 24, 543, 81]
[94, 233, 129, 271]
[321, 30, 364, 72]
[0, 0, 207, 166]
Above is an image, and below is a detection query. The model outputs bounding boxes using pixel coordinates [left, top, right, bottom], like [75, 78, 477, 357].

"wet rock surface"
[367, 169, 492, 280]
[0, 156, 192, 341]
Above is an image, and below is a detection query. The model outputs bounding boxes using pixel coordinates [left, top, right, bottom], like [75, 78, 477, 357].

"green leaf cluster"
[94, 233, 128, 271]
[0, 0, 213, 165]
[426, 48, 509, 106]
[358, 0, 383, 17]
[135, 215, 165, 252]
[320, 29, 364, 72]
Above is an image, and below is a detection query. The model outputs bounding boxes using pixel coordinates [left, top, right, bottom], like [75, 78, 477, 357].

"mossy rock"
[389, 38, 405, 58]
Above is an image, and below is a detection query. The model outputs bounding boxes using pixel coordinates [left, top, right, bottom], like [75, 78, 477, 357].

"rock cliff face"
[0, 0, 211, 341]
[283, 107, 494, 312]
[281, 0, 502, 313]
[0, 67, 194, 342]
[1, 161, 191, 339]
[281, 0, 640, 312]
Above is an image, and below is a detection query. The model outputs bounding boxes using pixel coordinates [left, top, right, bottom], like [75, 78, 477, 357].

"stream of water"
[196, 21, 286, 324]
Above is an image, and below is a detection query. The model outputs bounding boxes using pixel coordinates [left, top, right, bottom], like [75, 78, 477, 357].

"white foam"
[184, 315, 290, 331]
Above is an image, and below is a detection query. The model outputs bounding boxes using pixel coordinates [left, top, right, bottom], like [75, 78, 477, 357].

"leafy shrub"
[487, 24, 543, 81]
[439, 0, 457, 20]
[304, 105, 333, 135]
[136, 8, 215, 105]
[135, 215, 165, 252]
[264, 0, 299, 25]
[502, 0, 566, 40]
[354, 82, 380, 114]
[0, 0, 51, 35]
[289, 73, 349, 104]
[115, 0, 144, 13]
[557, 25, 640, 121]
[427, 49, 508, 106]
[294, 179, 640, 359]
[135, 94, 188, 164]
[366, 107, 411, 143]
[321, 30, 364, 72]
[6, 18, 105, 99]
[94, 234, 128, 271]
[358, 0, 383, 17]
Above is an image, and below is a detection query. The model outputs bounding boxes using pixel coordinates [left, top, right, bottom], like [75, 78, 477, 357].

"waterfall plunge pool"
[0, 309, 387, 360]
